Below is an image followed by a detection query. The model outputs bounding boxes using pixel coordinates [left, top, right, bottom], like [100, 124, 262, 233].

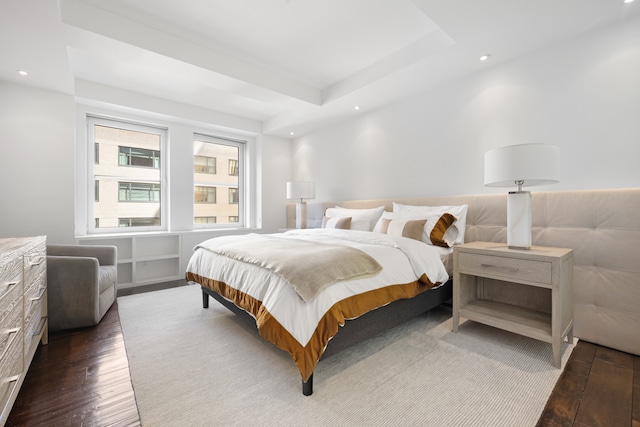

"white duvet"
[186, 228, 450, 348]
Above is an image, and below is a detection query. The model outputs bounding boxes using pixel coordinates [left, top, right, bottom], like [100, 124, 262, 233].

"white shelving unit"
[78, 233, 182, 289]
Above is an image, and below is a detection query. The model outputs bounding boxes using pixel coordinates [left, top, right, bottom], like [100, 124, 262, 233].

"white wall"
[0, 81, 293, 246]
[0, 82, 76, 244]
[293, 16, 640, 202]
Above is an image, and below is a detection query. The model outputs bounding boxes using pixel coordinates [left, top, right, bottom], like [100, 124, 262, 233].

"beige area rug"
[118, 284, 574, 427]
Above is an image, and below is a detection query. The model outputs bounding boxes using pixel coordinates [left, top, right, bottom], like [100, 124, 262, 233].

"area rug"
[118, 284, 574, 426]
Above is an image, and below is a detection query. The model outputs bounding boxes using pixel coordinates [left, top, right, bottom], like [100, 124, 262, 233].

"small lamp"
[484, 143, 559, 249]
[286, 181, 315, 229]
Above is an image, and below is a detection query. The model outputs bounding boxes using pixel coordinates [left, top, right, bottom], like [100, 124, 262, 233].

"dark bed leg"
[202, 289, 209, 308]
[302, 374, 313, 396]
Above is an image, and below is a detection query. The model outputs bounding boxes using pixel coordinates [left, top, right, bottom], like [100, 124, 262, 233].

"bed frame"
[201, 280, 452, 395]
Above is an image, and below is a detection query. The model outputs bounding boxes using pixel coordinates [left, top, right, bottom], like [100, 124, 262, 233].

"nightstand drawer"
[458, 253, 552, 285]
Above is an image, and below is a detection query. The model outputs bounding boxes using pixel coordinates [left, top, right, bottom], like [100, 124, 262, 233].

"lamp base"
[295, 201, 307, 229]
[507, 191, 532, 249]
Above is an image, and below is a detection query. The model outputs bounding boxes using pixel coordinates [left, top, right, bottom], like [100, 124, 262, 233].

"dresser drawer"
[0, 298, 22, 361]
[0, 258, 22, 302]
[0, 282, 22, 325]
[24, 289, 46, 360]
[0, 319, 23, 364]
[458, 252, 552, 285]
[0, 337, 23, 417]
[23, 251, 46, 295]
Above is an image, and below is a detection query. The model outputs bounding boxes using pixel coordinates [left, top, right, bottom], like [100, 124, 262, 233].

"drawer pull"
[480, 263, 520, 273]
[30, 287, 46, 302]
[3, 280, 19, 288]
[27, 256, 46, 266]
[32, 317, 48, 337]
[4, 327, 20, 337]
[0, 327, 21, 361]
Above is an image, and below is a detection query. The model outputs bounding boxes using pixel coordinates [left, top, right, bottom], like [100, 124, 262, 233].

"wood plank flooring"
[537, 340, 640, 427]
[5, 301, 141, 427]
[6, 294, 639, 426]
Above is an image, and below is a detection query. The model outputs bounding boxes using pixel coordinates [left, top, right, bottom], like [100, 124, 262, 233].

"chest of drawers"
[0, 236, 47, 426]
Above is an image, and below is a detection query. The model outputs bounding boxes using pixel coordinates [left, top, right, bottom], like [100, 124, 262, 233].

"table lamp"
[286, 181, 315, 229]
[484, 143, 559, 249]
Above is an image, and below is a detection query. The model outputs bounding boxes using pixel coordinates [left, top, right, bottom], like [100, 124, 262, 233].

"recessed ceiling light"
[290, 132, 295, 136]
[17, 70, 28, 76]
[479, 54, 491, 62]
[354, 106, 360, 111]
[623, 0, 634, 4]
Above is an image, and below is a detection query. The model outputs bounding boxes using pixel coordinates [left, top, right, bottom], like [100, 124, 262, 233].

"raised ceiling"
[1, 0, 638, 137]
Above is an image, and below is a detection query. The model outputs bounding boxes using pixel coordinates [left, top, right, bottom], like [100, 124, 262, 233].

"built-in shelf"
[78, 233, 181, 289]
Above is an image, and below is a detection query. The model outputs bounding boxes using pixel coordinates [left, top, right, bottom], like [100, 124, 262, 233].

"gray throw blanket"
[199, 234, 382, 302]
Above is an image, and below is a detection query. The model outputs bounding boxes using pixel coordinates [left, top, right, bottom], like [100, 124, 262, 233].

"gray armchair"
[46, 244, 117, 331]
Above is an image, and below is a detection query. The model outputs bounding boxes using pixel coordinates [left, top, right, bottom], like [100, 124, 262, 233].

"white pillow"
[392, 203, 468, 245]
[325, 206, 385, 231]
[374, 211, 459, 247]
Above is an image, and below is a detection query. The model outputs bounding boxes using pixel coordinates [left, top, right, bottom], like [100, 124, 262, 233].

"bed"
[186, 205, 464, 395]
[188, 188, 640, 396]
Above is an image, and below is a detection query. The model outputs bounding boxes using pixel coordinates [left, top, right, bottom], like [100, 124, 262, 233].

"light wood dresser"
[453, 241, 573, 368]
[0, 236, 48, 425]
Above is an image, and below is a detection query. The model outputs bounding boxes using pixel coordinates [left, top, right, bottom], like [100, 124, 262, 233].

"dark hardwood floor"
[537, 340, 640, 427]
[6, 294, 639, 426]
[5, 301, 141, 427]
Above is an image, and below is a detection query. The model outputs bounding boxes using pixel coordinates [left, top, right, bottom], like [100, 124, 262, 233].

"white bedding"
[187, 228, 450, 347]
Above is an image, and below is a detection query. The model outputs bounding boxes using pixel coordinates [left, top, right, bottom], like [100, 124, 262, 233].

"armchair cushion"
[46, 244, 117, 331]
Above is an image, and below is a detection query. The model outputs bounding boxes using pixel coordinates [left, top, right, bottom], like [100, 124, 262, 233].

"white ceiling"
[2, 0, 639, 138]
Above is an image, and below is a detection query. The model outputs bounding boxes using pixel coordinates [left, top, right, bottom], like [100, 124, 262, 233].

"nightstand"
[453, 241, 573, 368]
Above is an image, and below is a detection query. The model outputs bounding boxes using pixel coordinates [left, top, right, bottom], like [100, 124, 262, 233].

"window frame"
[87, 115, 168, 234]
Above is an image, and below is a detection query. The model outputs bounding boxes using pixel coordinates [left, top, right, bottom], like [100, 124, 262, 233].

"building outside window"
[89, 117, 166, 232]
[193, 134, 244, 227]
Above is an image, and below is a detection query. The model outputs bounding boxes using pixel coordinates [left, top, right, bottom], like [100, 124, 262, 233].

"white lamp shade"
[286, 181, 315, 200]
[484, 143, 559, 188]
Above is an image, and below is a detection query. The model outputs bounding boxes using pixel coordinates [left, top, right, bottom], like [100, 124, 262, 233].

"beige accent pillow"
[374, 211, 458, 247]
[377, 218, 427, 241]
[392, 203, 468, 245]
[322, 216, 352, 229]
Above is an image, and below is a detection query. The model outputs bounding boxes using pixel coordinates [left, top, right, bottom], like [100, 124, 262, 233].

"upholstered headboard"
[286, 188, 640, 357]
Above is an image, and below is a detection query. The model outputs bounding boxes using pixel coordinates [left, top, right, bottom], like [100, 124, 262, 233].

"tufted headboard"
[286, 188, 640, 357]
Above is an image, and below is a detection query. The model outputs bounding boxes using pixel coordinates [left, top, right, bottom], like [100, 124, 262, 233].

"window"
[194, 186, 216, 204]
[193, 134, 245, 227]
[228, 187, 238, 204]
[195, 216, 217, 224]
[229, 159, 238, 176]
[119, 217, 161, 227]
[88, 116, 166, 232]
[194, 155, 216, 174]
[119, 182, 160, 202]
[119, 146, 160, 168]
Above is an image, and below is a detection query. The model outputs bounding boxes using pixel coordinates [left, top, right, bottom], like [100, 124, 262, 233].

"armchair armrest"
[47, 244, 117, 266]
